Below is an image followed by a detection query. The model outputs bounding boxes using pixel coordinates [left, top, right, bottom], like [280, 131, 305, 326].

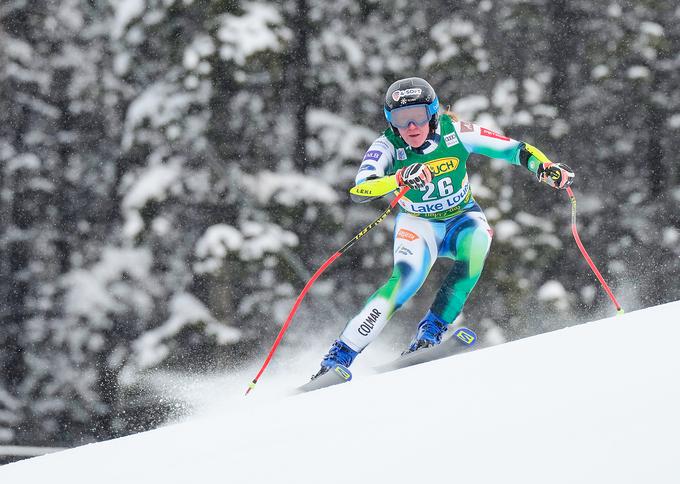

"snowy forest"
[1, 0, 679, 452]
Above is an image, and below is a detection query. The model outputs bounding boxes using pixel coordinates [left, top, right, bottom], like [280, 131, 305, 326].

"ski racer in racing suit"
[311, 77, 574, 380]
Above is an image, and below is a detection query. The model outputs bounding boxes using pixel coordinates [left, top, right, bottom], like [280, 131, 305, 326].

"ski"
[296, 328, 477, 394]
[375, 327, 479, 373]
[296, 365, 352, 393]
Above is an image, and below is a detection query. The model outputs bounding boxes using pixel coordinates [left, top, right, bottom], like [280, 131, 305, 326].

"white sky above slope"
[1, 301, 679, 484]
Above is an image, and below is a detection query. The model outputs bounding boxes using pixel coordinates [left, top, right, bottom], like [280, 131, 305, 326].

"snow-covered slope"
[2, 302, 679, 483]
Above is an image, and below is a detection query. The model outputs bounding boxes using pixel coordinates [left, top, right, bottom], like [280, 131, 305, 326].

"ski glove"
[537, 162, 574, 189]
[396, 163, 433, 191]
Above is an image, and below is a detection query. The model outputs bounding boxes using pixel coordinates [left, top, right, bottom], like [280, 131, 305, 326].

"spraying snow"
[1, 301, 678, 483]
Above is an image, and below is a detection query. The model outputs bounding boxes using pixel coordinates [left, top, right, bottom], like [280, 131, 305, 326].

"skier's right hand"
[396, 163, 432, 191]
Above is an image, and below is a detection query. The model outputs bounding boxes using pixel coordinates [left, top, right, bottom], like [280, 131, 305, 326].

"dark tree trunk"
[646, 80, 664, 198]
[547, 0, 579, 114]
[289, 0, 310, 170]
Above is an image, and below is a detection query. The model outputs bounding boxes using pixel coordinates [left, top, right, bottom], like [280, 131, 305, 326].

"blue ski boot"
[403, 311, 449, 355]
[311, 340, 358, 380]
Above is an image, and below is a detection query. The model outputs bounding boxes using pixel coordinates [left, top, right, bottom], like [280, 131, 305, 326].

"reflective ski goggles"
[385, 105, 430, 129]
[384, 98, 439, 129]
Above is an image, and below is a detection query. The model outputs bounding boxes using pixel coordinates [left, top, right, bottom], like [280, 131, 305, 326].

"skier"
[312, 77, 574, 379]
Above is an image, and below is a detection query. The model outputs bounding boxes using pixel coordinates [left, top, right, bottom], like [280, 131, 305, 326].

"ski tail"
[452, 327, 477, 346]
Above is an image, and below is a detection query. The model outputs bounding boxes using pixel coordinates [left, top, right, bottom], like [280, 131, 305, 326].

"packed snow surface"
[2, 302, 679, 483]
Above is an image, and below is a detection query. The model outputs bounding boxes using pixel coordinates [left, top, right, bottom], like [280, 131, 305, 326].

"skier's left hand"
[537, 162, 574, 189]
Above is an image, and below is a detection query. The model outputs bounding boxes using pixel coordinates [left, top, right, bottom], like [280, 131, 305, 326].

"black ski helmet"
[384, 77, 440, 134]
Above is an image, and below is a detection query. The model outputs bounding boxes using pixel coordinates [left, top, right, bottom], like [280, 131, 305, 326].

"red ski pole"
[245, 187, 410, 395]
[566, 187, 624, 315]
